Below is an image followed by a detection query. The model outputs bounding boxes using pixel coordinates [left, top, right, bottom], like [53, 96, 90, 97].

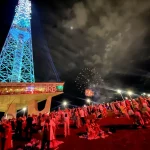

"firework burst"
[75, 68, 105, 94]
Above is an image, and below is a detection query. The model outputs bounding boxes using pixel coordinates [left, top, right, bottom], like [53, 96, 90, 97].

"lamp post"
[117, 89, 124, 100]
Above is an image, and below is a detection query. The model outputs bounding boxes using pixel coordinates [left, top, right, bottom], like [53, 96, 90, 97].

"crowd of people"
[50, 96, 150, 139]
[0, 96, 150, 149]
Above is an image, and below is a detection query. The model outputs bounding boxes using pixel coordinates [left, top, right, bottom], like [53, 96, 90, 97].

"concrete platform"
[0, 82, 64, 116]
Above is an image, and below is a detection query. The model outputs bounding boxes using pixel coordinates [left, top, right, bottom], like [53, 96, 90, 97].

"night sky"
[0, 0, 150, 110]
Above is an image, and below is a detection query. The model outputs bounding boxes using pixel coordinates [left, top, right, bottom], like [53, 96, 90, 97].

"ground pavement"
[13, 126, 150, 150]
[56, 127, 150, 150]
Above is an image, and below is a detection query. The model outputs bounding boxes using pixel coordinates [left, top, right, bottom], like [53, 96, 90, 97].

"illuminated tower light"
[0, 0, 34, 82]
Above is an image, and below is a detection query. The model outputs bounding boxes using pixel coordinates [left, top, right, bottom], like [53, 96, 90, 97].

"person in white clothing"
[63, 109, 70, 137]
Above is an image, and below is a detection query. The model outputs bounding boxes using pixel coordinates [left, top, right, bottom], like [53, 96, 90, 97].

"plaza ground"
[56, 127, 150, 150]
[13, 126, 150, 150]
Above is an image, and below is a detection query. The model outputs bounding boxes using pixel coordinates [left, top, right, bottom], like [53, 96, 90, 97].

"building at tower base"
[0, 82, 64, 117]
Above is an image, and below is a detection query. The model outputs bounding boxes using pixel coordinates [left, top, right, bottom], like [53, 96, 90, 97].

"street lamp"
[143, 93, 146, 95]
[127, 91, 133, 99]
[86, 98, 91, 105]
[62, 101, 68, 107]
[117, 89, 124, 100]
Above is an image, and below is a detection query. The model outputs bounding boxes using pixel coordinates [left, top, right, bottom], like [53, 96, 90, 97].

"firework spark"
[75, 68, 105, 94]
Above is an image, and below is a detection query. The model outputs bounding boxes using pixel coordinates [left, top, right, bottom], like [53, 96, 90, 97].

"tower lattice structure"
[0, 0, 35, 82]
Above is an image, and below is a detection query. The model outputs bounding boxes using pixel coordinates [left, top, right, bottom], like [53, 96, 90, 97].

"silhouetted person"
[0, 123, 5, 150]
[0, 122, 12, 150]
[41, 119, 50, 150]
[37, 113, 42, 129]
[15, 117, 23, 138]
[26, 115, 33, 139]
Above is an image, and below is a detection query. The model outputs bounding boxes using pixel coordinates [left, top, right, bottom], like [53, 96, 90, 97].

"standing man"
[63, 109, 70, 137]
[26, 115, 33, 140]
[15, 117, 23, 138]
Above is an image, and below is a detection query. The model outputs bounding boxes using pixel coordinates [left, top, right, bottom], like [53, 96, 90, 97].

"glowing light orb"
[127, 91, 133, 96]
[143, 93, 146, 95]
[86, 98, 91, 103]
[117, 89, 122, 94]
[63, 101, 67, 106]
[23, 107, 27, 111]
[70, 26, 74, 30]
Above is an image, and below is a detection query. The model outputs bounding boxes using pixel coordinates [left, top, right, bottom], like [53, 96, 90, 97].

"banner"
[0, 82, 64, 95]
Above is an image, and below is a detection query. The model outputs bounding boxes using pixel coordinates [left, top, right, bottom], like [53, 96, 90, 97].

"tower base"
[28, 96, 52, 115]
[0, 82, 64, 116]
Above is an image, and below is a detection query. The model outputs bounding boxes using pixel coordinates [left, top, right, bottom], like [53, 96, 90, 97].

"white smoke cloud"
[62, 2, 88, 29]
[39, 0, 150, 85]
[61, 0, 150, 75]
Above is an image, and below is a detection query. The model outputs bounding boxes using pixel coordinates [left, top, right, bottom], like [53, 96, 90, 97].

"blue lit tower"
[0, 0, 34, 82]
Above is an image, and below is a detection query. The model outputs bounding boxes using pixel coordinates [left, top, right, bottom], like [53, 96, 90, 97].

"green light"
[56, 85, 63, 91]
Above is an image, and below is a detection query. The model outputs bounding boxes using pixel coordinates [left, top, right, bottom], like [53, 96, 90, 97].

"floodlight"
[117, 89, 122, 94]
[63, 101, 67, 106]
[86, 98, 91, 103]
[127, 91, 133, 96]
